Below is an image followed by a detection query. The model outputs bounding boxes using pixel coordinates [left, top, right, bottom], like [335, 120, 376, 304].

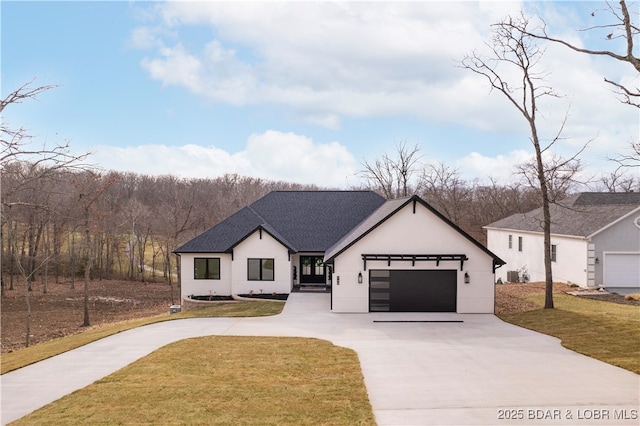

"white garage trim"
[603, 252, 640, 288]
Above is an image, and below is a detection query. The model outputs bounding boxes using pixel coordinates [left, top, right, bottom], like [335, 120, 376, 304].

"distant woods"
[0, 166, 316, 294]
[4, 152, 638, 295]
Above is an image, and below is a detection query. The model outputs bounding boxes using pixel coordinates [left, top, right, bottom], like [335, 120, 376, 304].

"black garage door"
[370, 269, 457, 312]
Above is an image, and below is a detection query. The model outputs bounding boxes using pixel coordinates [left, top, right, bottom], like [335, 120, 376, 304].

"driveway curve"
[2, 293, 638, 425]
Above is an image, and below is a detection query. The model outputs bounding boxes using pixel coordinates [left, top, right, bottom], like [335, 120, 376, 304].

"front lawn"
[1, 301, 284, 374]
[499, 293, 640, 374]
[10, 336, 376, 426]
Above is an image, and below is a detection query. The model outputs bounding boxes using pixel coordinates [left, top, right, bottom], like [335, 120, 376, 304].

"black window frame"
[194, 257, 221, 280]
[508, 234, 513, 249]
[247, 258, 275, 281]
[551, 244, 557, 262]
[518, 236, 523, 252]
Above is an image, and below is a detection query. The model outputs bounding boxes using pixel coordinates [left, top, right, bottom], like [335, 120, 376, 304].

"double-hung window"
[248, 258, 274, 281]
[518, 236, 523, 252]
[551, 244, 557, 262]
[194, 258, 220, 280]
[508, 235, 513, 249]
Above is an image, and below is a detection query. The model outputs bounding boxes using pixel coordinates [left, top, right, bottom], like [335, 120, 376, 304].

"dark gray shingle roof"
[174, 191, 386, 253]
[485, 192, 640, 237]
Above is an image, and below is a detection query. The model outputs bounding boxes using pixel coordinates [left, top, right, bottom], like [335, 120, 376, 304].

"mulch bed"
[574, 292, 640, 306]
[238, 293, 288, 301]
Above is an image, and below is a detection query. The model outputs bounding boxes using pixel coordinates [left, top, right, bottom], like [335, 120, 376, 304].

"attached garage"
[604, 253, 640, 288]
[325, 196, 505, 314]
[370, 270, 457, 312]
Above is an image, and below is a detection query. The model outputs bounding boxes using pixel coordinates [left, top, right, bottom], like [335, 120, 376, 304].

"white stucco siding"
[331, 202, 496, 313]
[179, 253, 233, 298]
[231, 230, 292, 295]
[487, 228, 588, 287]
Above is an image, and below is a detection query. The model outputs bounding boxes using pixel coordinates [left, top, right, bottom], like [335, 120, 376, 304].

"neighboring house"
[485, 192, 640, 294]
[174, 191, 505, 313]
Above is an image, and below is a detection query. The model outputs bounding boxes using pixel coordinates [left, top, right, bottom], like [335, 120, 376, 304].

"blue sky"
[2, 1, 637, 188]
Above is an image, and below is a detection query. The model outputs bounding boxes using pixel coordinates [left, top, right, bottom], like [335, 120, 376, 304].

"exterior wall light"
[464, 271, 470, 284]
[358, 272, 363, 283]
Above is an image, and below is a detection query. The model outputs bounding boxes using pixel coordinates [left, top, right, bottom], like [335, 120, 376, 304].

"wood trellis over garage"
[361, 254, 469, 271]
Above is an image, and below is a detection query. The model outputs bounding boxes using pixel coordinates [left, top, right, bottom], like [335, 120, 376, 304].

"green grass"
[499, 293, 640, 374]
[1, 301, 284, 375]
[10, 336, 375, 426]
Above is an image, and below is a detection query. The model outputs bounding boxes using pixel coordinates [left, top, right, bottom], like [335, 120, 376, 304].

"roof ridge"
[246, 204, 268, 225]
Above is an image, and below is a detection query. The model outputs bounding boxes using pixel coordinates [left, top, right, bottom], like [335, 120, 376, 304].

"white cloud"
[131, 1, 636, 170]
[132, 2, 526, 124]
[90, 130, 358, 188]
[455, 150, 534, 184]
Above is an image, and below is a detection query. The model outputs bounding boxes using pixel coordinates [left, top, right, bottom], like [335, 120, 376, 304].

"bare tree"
[512, 0, 639, 108]
[516, 151, 584, 203]
[461, 14, 587, 309]
[1, 79, 89, 294]
[73, 171, 119, 327]
[596, 167, 640, 192]
[1, 79, 88, 168]
[420, 163, 472, 225]
[359, 142, 423, 199]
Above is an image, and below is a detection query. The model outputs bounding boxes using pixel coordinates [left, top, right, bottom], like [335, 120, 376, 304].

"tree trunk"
[25, 276, 31, 347]
[83, 207, 91, 327]
[70, 233, 76, 290]
[531, 126, 554, 309]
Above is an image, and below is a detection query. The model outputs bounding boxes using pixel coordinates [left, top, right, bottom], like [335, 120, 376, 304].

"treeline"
[1, 162, 318, 295]
[1, 159, 549, 297]
[5, 160, 623, 301]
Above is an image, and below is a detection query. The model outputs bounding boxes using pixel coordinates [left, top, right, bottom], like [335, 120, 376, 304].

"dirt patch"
[1, 279, 175, 352]
[495, 282, 640, 315]
[495, 282, 574, 315]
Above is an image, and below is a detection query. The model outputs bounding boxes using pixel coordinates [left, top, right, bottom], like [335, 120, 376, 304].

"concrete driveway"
[2, 293, 638, 425]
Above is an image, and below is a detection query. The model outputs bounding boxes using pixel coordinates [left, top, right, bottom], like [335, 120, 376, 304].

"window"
[518, 236, 523, 252]
[248, 258, 274, 281]
[508, 235, 513, 249]
[551, 244, 557, 262]
[194, 258, 220, 280]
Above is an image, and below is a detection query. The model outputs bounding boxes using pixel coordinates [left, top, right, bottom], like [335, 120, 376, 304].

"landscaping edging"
[181, 294, 287, 310]
[232, 294, 287, 303]
[181, 296, 241, 310]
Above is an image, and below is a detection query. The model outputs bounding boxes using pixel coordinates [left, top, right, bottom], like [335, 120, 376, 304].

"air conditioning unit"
[507, 270, 520, 283]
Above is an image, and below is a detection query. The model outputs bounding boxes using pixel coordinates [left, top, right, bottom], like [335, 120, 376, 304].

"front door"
[300, 256, 325, 284]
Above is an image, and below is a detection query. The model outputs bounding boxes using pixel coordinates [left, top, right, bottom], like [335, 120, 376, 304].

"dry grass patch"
[1, 301, 283, 374]
[11, 336, 375, 426]
[500, 293, 640, 374]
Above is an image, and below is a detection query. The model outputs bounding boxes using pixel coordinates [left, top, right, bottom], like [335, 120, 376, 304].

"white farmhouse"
[485, 192, 640, 294]
[174, 191, 505, 313]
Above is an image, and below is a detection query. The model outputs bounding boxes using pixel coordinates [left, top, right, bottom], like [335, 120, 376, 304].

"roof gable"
[484, 192, 640, 237]
[174, 191, 386, 253]
[324, 195, 505, 266]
